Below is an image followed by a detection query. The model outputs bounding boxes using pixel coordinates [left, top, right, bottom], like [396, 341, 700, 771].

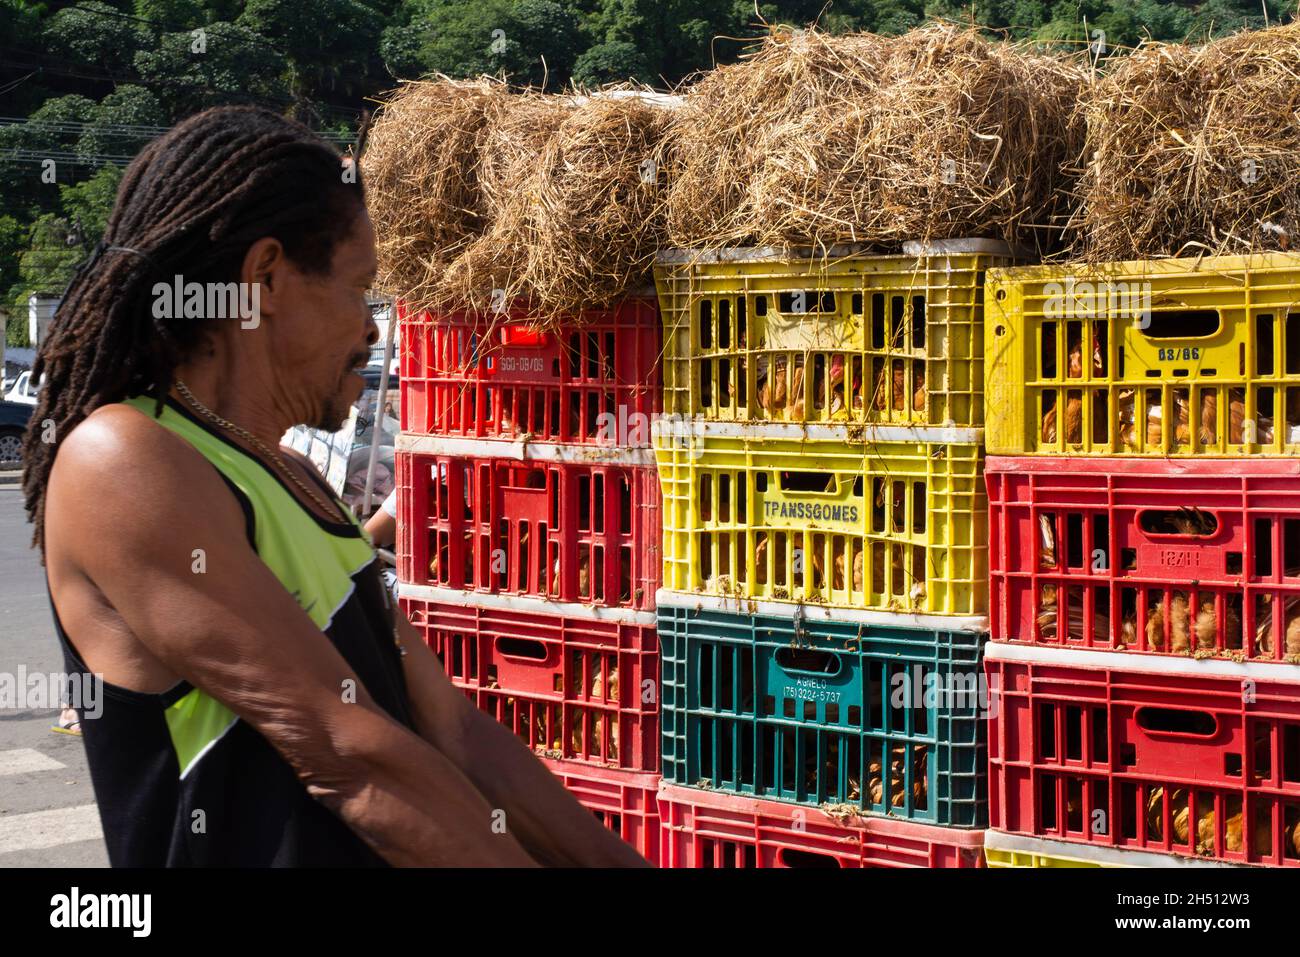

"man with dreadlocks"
[24, 106, 647, 868]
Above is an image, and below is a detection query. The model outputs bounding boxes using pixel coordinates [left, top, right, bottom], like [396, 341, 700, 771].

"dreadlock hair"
[23, 105, 366, 554]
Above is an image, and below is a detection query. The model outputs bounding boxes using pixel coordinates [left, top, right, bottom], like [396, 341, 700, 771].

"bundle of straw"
[1080, 22, 1300, 259]
[667, 24, 1085, 254]
[665, 30, 887, 248]
[857, 23, 1086, 253]
[442, 91, 579, 311]
[446, 90, 673, 323]
[362, 77, 507, 312]
[515, 93, 672, 321]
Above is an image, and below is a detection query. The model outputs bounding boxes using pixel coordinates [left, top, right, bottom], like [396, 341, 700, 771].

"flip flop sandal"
[51, 718, 82, 737]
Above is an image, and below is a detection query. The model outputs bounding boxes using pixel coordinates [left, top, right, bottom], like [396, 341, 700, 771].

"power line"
[0, 116, 352, 141]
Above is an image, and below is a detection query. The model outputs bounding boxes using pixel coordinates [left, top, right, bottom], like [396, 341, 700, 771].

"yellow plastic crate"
[985, 847, 1120, 868]
[983, 831, 1243, 868]
[653, 420, 987, 618]
[986, 252, 1300, 456]
[654, 242, 1019, 430]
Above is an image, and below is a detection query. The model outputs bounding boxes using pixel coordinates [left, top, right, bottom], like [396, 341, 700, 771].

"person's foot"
[51, 707, 81, 736]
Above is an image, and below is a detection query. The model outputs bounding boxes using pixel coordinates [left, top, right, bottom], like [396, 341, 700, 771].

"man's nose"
[364, 309, 380, 347]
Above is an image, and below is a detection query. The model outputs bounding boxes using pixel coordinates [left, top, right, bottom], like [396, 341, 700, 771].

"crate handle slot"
[1136, 507, 1219, 538]
[774, 646, 843, 678]
[1139, 309, 1220, 340]
[494, 636, 550, 662]
[778, 291, 836, 315]
[775, 846, 842, 868]
[1135, 706, 1218, 739]
[502, 325, 547, 347]
[778, 471, 838, 494]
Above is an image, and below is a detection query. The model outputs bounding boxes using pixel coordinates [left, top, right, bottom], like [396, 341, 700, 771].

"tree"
[134, 21, 292, 117]
[77, 86, 166, 163]
[383, 0, 584, 87]
[586, 0, 742, 83]
[5, 166, 124, 336]
[237, 0, 386, 98]
[43, 1, 153, 77]
[135, 0, 208, 28]
[572, 40, 653, 85]
[60, 165, 125, 243]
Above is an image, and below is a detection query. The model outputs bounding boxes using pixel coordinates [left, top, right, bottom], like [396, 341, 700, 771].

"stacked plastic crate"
[982, 253, 1300, 868]
[649, 242, 1018, 867]
[394, 296, 665, 863]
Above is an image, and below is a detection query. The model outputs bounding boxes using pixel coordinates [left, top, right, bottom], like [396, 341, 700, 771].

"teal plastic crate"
[657, 596, 988, 827]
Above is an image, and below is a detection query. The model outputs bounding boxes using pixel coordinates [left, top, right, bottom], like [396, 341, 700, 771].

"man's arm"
[395, 614, 650, 867]
[47, 405, 538, 867]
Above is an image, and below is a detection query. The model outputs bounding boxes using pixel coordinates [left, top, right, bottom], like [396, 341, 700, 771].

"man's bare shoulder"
[47, 402, 242, 538]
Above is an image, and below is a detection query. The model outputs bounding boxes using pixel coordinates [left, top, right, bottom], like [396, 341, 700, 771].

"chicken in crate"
[986, 642, 1300, 865]
[397, 297, 662, 446]
[657, 783, 986, 868]
[400, 589, 659, 772]
[654, 419, 988, 621]
[985, 251, 1300, 457]
[653, 241, 1020, 430]
[657, 594, 988, 827]
[394, 439, 661, 612]
[987, 456, 1300, 661]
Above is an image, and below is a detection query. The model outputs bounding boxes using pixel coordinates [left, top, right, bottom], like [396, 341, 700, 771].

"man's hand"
[396, 612, 651, 867]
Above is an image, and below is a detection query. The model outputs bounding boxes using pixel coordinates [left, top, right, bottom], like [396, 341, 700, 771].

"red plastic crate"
[402, 589, 659, 772]
[987, 643, 1300, 866]
[657, 784, 985, 868]
[395, 448, 661, 611]
[398, 298, 662, 445]
[988, 455, 1300, 661]
[541, 757, 661, 865]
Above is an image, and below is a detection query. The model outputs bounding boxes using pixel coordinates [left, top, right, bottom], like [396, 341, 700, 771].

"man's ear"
[241, 237, 284, 318]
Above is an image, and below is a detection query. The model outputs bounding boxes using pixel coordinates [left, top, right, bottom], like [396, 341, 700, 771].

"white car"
[4, 370, 43, 406]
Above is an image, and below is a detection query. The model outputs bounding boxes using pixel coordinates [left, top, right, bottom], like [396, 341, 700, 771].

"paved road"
[0, 484, 107, 867]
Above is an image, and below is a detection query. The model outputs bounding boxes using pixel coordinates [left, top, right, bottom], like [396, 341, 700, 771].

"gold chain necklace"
[173, 379, 348, 524]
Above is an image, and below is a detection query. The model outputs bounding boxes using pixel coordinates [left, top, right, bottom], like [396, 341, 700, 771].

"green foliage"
[572, 40, 653, 85]
[6, 215, 81, 332]
[0, 0, 45, 49]
[44, 1, 152, 76]
[237, 0, 386, 97]
[134, 0, 208, 27]
[78, 86, 166, 161]
[133, 21, 292, 114]
[383, 0, 583, 86]
[1, 165, 123, 334]
[0, 215, 26, 341]
[60, 165, 124, 242]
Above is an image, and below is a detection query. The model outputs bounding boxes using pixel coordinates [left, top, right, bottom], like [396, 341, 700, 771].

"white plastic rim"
[654, 238, 1021, 265]
[649, 415, 983, 447]
[398, 582, 658, 627]
[900, 237, 1028, 258]
[984, 829, 1247, 869]
[985, 640, 1300, 684]
[395, 432, 656, 467]
[655, 588, 989, 634]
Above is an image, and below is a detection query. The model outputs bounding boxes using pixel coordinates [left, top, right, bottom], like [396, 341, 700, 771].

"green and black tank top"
[52, 395, 415, 867]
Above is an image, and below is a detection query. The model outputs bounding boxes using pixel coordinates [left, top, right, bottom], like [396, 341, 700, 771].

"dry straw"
[667, 23, 1087, 256]
[362, 77, 508, 313]
[1079, 22, 1300, 260]
[442, 91, 580, 312]
[514, 92, 672, 322]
